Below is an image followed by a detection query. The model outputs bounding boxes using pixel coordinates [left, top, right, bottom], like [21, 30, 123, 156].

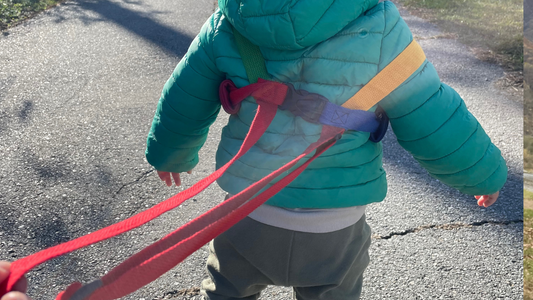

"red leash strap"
[1, 80, 340, 299]
[0, 85, 282, 296]
[66, 124, 342, 300]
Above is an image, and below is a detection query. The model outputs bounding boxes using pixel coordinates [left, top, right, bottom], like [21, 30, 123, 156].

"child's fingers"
[475, 192, 499, 208]
[476, 196, 486, 207]
[157, 170, 191, 187]
[171, 172, 181, 186]
[483, 195, 498, 208]
[157, 171, 172, 187]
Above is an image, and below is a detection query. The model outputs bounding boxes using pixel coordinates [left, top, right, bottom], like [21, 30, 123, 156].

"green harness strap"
[232, 27, 270, 83]
[230, 26, 426, 113]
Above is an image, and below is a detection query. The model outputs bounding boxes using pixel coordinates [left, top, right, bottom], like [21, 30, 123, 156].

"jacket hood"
[219, 0, 379, 50]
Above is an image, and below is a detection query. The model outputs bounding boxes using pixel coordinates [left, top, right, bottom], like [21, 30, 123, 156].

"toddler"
[145, 1, 506, 299]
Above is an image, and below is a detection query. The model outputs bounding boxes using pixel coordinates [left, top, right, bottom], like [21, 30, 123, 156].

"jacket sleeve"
[145, 13, 225, 173]
[377, 2, 507, 195]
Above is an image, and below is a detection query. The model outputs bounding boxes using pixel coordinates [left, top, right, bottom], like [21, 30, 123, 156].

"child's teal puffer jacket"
[145, 0, 507, 208]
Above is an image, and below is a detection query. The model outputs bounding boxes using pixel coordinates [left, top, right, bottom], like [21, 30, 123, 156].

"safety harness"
[0, 28, 426, 300]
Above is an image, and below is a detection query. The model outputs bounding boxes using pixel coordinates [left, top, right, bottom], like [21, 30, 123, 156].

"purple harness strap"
[278, 83, 388, 141]
[319, 101, 379, 132]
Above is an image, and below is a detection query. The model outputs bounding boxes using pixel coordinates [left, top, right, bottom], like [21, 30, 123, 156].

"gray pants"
[201, 215, 371, 300]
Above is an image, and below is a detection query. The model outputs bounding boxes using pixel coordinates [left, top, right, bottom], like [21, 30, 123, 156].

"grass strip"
[526, 189, 533, 201]
[526, 136, 533, 171]
[1, 0, 63, 30]
[397, 0, 523, 71]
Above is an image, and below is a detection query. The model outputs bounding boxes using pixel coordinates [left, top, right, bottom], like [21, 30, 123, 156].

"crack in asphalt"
[114, 169, 154, 197]
[372, 219, 523, 239]
[157, 287, 201, 299]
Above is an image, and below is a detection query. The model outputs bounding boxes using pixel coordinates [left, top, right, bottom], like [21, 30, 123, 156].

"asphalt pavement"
[0, 0, 523, 299]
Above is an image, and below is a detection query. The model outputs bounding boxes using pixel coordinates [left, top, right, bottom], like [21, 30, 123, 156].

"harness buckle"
[369, 105, 389, 143]
[279, 83, 328, 124]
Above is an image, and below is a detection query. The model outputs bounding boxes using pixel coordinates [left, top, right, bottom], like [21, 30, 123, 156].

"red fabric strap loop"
[219, 78, 288, 115]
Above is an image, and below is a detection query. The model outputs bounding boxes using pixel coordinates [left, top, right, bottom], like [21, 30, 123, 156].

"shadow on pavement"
[31, 215, 72, 249]
[5, 148, 140, 254]
[18, 101, 33, 121]
[74, 0, 194, 57]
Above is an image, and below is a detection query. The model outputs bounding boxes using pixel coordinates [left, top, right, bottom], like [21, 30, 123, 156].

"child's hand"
[475, 191, 499, 208]
[0, 261, 31, 300]
[157, 170, 193, 187]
